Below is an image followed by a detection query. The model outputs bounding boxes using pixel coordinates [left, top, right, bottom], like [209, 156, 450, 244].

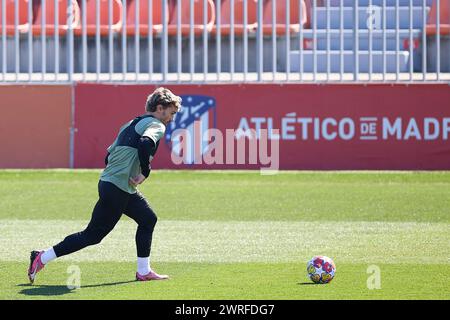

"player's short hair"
[145, 87, 182, 112]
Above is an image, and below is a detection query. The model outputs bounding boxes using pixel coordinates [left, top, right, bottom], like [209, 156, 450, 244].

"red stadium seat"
[32, 0, 81, 35]
[426, 0, 450, 35]
[212, 0, 258, 35]
[125, 0, 169, 35]
[168, 0, 215, 35]
[74, 0, 122, 36]
[260, 0, 307, 35]
[303, 0, 314, 28]
[0, 0, 31, 35]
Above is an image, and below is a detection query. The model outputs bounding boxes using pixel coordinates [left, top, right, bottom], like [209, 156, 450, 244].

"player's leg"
[124, 191, 168, 281]
[28, 181, 128, 283]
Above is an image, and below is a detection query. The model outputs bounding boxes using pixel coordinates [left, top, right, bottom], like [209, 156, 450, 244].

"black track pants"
[53, 180, 158, 258]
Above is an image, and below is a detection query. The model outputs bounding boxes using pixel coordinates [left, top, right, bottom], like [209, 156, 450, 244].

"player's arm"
[130, 122, 164, 186]
[137, 136, 156, 178]
[104, 143, 115, 166]
[129, 136, 157, 186]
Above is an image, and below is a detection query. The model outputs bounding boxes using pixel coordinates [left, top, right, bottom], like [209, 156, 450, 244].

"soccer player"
[28, 87, 182, 283]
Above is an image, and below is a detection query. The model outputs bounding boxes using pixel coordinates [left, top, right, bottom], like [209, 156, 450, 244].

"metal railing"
[0, 0, 448, 83]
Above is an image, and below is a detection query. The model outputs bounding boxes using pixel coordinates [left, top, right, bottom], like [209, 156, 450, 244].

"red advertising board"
[0, 85, 71, 168]
[74, 83, 450, 170]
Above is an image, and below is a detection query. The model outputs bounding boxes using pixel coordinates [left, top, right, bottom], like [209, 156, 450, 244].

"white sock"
[137, 257, 151, 276]
[41, 247, 57, 265]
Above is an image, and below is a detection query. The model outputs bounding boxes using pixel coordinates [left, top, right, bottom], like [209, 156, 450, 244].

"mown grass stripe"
[1, 219, 448, 264]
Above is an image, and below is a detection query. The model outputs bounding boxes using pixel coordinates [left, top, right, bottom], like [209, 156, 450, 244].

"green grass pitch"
[0, 170, 449, 300]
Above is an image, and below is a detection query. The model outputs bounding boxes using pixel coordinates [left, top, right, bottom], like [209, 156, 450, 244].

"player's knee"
[151, 213, 158, 225]
[84, 229, 107, 246]
[149, 212, 158, 227]
[88, 235, 104, 245]
[141, 212, 157, 230]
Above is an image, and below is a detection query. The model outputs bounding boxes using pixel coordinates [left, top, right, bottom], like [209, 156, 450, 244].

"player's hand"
[129, 174, 146, 186]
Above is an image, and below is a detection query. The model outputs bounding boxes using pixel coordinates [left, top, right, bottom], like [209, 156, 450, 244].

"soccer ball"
[306, 256, 336, 284]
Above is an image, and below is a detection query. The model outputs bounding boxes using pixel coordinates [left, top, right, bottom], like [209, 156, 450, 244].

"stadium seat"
[212, 0, 258, 35]
[426, 0, 450, 35]
[260, 0, 308, 35]
[125, 0, 169, 35]
[32, 0, 81, 35]
[74, 0, 122, 36]
[168, 0, 215, 35]
[0, 0, 31, 35]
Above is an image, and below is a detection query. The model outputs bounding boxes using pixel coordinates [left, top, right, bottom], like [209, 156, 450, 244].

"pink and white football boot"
[136, 270, 169, 281]
[28, 250, 45, 284]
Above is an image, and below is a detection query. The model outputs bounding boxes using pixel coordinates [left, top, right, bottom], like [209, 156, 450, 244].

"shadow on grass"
[17, 280, 136, 296]
[18, 284, 76, 296]
[298, 282, 318, 285]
